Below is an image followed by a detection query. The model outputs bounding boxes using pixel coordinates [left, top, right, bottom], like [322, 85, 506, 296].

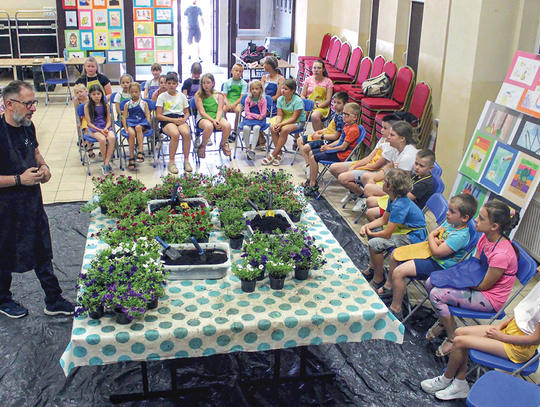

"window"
[239, 0, 260, 30]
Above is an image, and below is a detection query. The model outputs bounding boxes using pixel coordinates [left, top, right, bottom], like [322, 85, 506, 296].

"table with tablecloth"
[60, 204, 404, 376]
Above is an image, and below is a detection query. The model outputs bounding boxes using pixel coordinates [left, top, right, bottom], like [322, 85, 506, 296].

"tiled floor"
[2, 70, 538, 379]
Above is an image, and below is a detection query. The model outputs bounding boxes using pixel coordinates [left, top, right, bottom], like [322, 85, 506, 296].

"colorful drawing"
[156, 51, 173, 64]
[495, 82, 525, 110]
[135, 0, 152, 6]
[504, 51, 540, 90]
[134, 22, 154, 36]
[516, 87, 540, 120]
[65, 11, 78, 27]
[63, 0, 77, 8]
[107, 50, 125, 63]
[459, 132, 496, 181]
[155, 23, 172, 36]
[155, 36, 174, 50]
[453, 175, 489, 218]
[502, 153, 540, 207]
[135, 37, 154, 50]
[79, 0, 92, 7]
[478, 101, 520, 143]
[135, 51, 155, 65]
[94, 10, 107, 27]
[480, 142, 518, 194]
[109, 31, 123, 48]
[108, 10, 122, 28]
[65, 31, 80, 50]
[135, 8, 153, 22]
[155, 0, 171, 6]
[511, 117, 540, 161]
[155, 8, 172, 22]
[79, 11, 93, 29]
[80, 30, 94, 49]
[68, 51, 86, 58]
[93, 0, 106, 6]
[94, 30, 109, 49]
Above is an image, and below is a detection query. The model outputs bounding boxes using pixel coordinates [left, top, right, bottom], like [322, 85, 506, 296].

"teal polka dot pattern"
[60, 204, 404, 376]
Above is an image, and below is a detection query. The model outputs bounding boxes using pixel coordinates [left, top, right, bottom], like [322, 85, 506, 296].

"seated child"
[420, 269, 539, 401]
[73, 83, 94, 158]
[223, 63, 247, 142]
[298, 91, 348, 171]
[113, 73, 133, 120]
[366, 149, 436, 221]
[303, 102, 362, 197]
[144, 63, 162, 99]
[379, 193, 478, 320]
[151, 74, 167, 102]
[182, 62, 202, 100]
[330, 114, 400, 210]
[360, 168, 427, 290]
[238, 80, 267, 161]
[122, 82, 151, 171]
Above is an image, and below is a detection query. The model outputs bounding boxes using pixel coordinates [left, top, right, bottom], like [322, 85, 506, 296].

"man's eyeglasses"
[9, 99, 39, 109]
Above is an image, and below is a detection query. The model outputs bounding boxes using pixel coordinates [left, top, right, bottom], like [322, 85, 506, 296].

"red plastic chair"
[334, 56, 372, 92]
[349, 60, 397, 103]
[304, 38, 341, 73]
[370, 55, 386, 77]
[298, 33, 332, 66]
[328, 46, 363, 83]
[326, 42, 351, 73]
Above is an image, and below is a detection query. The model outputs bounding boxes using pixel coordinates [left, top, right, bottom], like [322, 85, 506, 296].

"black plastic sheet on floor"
[0, 202, 466, 406]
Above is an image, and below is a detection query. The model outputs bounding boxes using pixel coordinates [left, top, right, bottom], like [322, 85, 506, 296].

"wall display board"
[133, 0, 174, 65]
[61, 0, 126, 63]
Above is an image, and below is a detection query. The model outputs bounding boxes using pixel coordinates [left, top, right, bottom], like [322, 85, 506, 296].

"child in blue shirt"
[379, 194, 478, 319]
[360, 168, 428, 290]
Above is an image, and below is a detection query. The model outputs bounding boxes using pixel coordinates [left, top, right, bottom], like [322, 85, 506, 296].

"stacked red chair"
[298, 36, 339, 85]
[298, 33, 332, 72]
[350, 60, 397, 104]
[361, 65, 415, 148]
[334, 56, 372, 93]
[328, 46, 363, 84]
[325, 42, 351, 74]
[303, 38, 341, 77]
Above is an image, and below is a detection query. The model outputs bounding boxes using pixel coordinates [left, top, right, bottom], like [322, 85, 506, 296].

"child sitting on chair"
[113, 73, 133, 120]
[379, 193, 477, 320]
[122, 82, 151, 171]
[182, 62, 202, 101]
[223, 63, 247, 142]
[303, 103, 362, 197]
[238, 80, 267, 161]
[151, 75, 167, 102]
[73, 84, 94, 157]
[360, 168, 427, 290]
[298, 91, 348, 172]
[365, 149, 436, 222]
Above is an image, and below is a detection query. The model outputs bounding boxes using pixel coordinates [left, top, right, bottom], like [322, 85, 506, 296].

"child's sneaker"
[435, 379, 469, 400]
[0, 299, 28, 319]
[246, 149, 255, 161]
[304, 184, 319, 197]
[421, 375, 452, 394]
[184, 161, 193, 173]
[44, 296, 75, 316]
[101, 164, 109, 175]
[228, 131, 237, 143]
[352, 197, 367, 213]
[341, 191, 356, 206]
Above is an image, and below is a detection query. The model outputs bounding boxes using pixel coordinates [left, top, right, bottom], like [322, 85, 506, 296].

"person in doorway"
[0, 80, 75, 319]
[184, 0, 204, 62]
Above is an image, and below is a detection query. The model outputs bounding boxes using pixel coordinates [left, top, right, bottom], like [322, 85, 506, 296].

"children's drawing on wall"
[517, 88, 540, 119]
[478, 101, 520, 142]
[504, 51, 540, 90]
[65, 11, 77, 27]
[80, 31, 93, 49]
[66, 32, 79, 50]
[109, 32, 123, 48]
[496, 82, 525, 110]
[94, 0, 105, 5]
[109, 10, 121, 27]
[94, 11, 107, 27]
[511, 117, 540, 160]
[502, 153, 540, 207]
[79, 0, 91, 7]
[453, 175, 489, 218]
[136, 9, 152, 21]
[459, 132, 495, 181]
[480, 142, 518, 194]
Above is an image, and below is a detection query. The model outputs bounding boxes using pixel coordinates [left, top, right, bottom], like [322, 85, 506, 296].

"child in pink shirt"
[238, 80, 268, 161]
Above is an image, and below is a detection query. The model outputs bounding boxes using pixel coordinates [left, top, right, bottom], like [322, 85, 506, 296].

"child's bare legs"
[104, 130, 115, 166]
[369, 248, 385, 285]
[127, 127, 137, 167]
[300, 141, 312, 165]
[178, 123, 191, 163]
[363, 182, 386, 199]
[163, 123, 180, 166]
[311, 110, 324, 131]
[270, 124, 293, 158]
[92, 132, 107, 162]
[197, 119, 214, 156]
[329, 161, 350, 178]
[366, 197, 383, 221]
[337, 171, 364, 196]
[307, 152, 319, 187]
[233, 105, 242, 133]
[219, 118, 232, 155]
[387, 258, 416, 314]
[135, 125, 145, 159]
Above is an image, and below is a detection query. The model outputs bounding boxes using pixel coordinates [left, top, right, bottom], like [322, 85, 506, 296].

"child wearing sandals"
[377, 194, 478, 320]
[264, 78, 306, 167]
[360, 168, 427, 290]
[156, 72, 192, 174]
[423, 201, 519, 359]
[84, 84, 116, 175]
[238, 80, 267, 161]
[420, 269, 540, 401]
[194, 73, 232, 158]
[122, 82, 151, 171]
[73, 84, 95, 158]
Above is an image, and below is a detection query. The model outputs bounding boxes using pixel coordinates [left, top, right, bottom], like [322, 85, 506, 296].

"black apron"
[0, 116, 53, 273]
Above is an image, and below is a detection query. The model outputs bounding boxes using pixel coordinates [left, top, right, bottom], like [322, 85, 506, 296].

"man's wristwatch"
[14, 174, 21, 186]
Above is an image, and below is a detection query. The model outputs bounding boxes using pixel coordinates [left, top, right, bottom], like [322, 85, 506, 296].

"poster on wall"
[478, 101, 520, 143]
[451, 175, 490, 218]
[510, 116, 540, 161]
[134, 22, 154, 36]
[135, 51, 155, 65]
[504, 51, 540, 90]
[78, 10, 93, 28]
[501, 153, 540, 208]
[80, 30, 94, 49]
[495, 82, 524, 110]
[107, 49, 125, 63]
[68, 50, 86, 58]
[156, 51, 174, 64]
[479, 142, 518, 194]
[458, 132, 496, 181]
[65, 30, 80, 50]
[65, 11, 78, 27]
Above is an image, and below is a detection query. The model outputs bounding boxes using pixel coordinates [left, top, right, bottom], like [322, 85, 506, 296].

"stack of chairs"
[334, 56, 374, 94]
[328, 46, 363, 84]
[301, 37, 341, 86]
[297, 33, 333, 83]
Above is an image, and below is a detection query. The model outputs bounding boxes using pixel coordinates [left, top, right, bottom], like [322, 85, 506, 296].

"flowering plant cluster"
[231, 259, 262, 281]
[178, 204, 213, 240]
[265, 255, 295, 278]
[219, 206, 245, 238]
[290, 233, 327, 271]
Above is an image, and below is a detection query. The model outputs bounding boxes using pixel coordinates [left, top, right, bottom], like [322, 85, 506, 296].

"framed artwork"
[80, 30, 94, 49]
[458, 132, 496, 181]
[108, 10, 122, 28]
[135, 37, 154, 50]
[155, 23, 172, 36]
[488, 194, 522, 216]
[65, 11, 78, 28]
[94, 30, 109, 49]
[510, 116, 540, 161]
[78, 0, 92, 8]
[452, 175, 490, 218]
[504, 51, 540, 90]
[94, 10, 107, 27]
[68, 51, 86, 58]
[155, 36, 174, 50]
[79, 11, 93, 29]
[94, 0, 106, 6]
[501, 153, 540, 207]
[495, 82, 525, 110]
[516, 87, 540, 119]
[135, 0, 152, 5]
[156, 51, 174, 64]
[109, 31, 124, 48]
[63, 0, 77, 9]
[65, 31, 80, 51]
[155, 8, 173, 22]
[155, 0, 172, 6]
[135, 22, 154, 36]
[478, 101, 520, 143]
[135, 51, 155, 65]
[134, 8, 153, 22]
[108, 0, 121, 7]
[479, 142, 518, 194]
[89, 51, 105, 57]
[106, 49, 125, 63]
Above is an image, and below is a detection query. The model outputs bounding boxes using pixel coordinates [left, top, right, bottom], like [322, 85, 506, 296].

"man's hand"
[20, 167, 44, 186]
[39, 165, 51, 183]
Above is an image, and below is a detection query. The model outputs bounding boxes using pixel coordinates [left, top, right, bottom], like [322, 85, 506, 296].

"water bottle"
[63, 48, 68, 61]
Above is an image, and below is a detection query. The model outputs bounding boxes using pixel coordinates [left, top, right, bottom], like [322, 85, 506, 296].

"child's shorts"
[368, 230, 412, 253]
[160, 113, 184, 130]
[412, 258, 444, 280]
[312, 148, 341, 163]
[502, 319, 538, 363]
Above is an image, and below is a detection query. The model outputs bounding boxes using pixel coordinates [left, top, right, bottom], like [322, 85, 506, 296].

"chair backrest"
[144, 98, 156, 111]
[41, 62, 67, 73]
[140, 80, 146, 91]
[424, 193, 448, 225]
[432, 174, 445, 194]
[335, 41, 351, 71]
[382, 61, 398, 83]
[76, 103, 85, 117]
[349, 125, 367, 160]
[463, 218, 481, 254]
[302, 98, 315, 113]
[432, 161, 442, 177]
[371, 55, 386, 77]
[356, 56, 372, 85]
[408, 82, 432, 121]
[326, 38, 342, 66]
[514, 243, 537, 285]
[391, 66, 415, 105]
[189, 96, 198, 116]
[319, 33, 332, 59]
[344, 46, 363, 78]
[110, 92, 118, 106]
[265, 95, 274, 117]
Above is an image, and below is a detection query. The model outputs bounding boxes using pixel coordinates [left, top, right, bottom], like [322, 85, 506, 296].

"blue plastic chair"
[284, 98, 315, 165]
[432, 161, 442, 177]
[41, 63, 70, 105]
[119, 98, 157, 168]
[433, 174, 445, 194]
[466, 370, 540, 407]
[423, 193, 448, 225]
[234, 94, 273, 159]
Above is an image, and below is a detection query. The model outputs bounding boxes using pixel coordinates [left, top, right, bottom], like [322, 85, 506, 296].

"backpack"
[240, 41, 267, 64]
[362, 73, 392, 97]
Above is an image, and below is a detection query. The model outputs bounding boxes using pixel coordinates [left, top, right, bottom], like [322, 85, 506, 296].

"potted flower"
[242, 230, 271, 280]
[290, 233, 327, 280]
[276, 192, 306, 222]
[265, 254, 295, 290]
[220, 206, 246, 249]
[232, 259, 261, 292]
[180, 205, 213, 242]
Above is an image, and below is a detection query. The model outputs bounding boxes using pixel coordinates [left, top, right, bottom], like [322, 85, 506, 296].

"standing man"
[0, 80, 75, 318]
[184, 0, 204, 62]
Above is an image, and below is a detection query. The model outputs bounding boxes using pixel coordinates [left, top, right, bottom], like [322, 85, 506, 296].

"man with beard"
[0, 80, 74, 318]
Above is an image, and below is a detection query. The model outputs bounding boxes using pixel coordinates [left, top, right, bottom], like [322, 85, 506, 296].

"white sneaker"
[421, 375, 452, 394]
[302, 164, 309, 175]
[341, 191, 356, 205]
[352, 197, 367, 213]
[435, 379, 470, 400]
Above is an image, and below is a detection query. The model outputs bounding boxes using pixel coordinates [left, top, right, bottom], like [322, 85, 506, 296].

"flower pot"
[197, 235, 209, 244]
[294, 267, 309, 280]
[256, 268, 266, 281]
[148, 297, 158, 310]
[88, 305, 104, 319]
[244, 210, 295, 236]
[269, 276, 286, 290]
[288, 211, 302, 223]
[115, 310, 131, 325]
[228, 234, 244, 250]
[240, 279, 256, 293]
[100, 205, 108, 215]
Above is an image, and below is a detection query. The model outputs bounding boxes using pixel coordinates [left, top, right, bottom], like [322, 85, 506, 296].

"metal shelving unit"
[0, 10, 13, 59]
[15, 10, 58, 58]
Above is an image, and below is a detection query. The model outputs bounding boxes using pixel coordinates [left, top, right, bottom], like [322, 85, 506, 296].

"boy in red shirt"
[304, 102, 364, 197]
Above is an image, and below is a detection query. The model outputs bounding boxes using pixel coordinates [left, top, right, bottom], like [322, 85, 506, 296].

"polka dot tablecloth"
[60, 204, 404, 376]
